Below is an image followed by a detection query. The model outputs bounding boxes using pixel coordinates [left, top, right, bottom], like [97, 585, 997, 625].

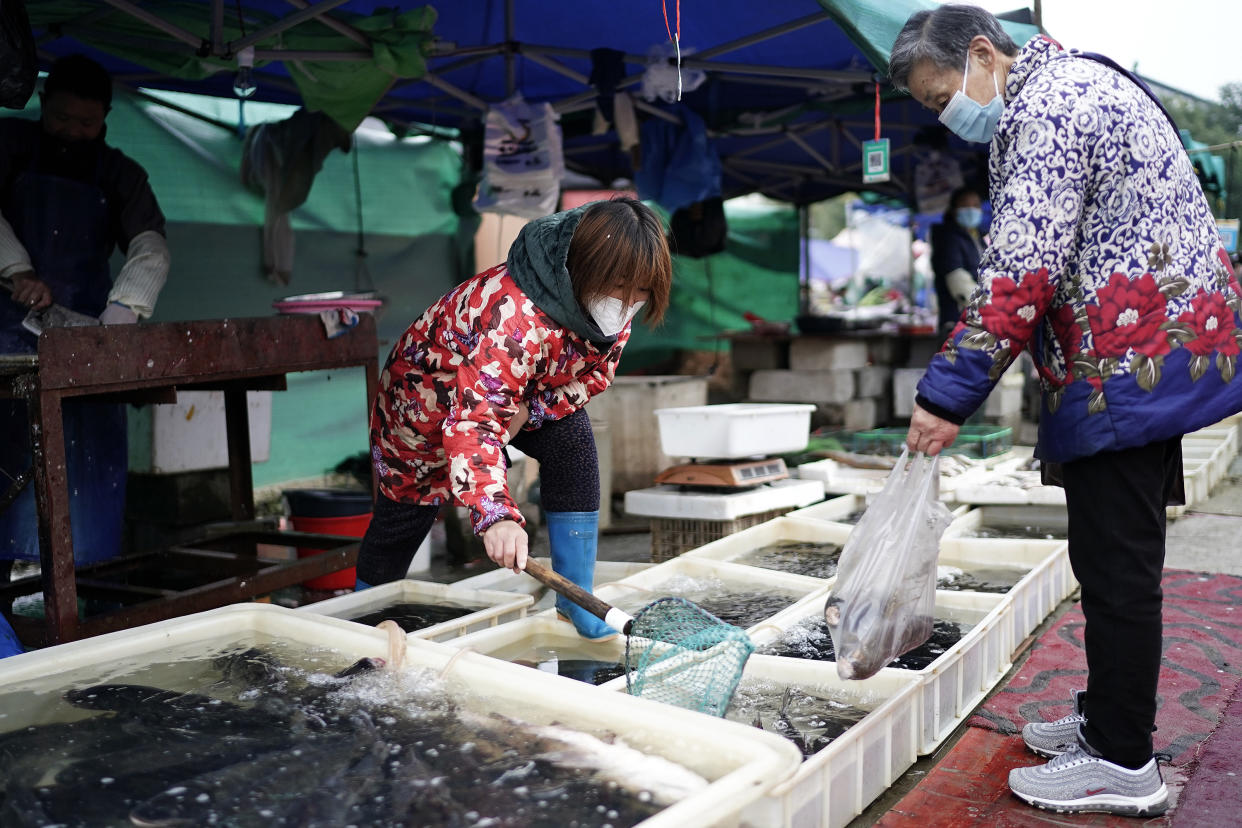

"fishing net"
[624, 597, 754, 717]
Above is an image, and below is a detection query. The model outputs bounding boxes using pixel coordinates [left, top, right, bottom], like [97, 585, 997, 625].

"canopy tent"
[22, 0, 1041, 206]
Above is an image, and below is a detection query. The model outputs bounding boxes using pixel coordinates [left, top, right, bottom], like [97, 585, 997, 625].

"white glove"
[945, 268, 979, 308]
[99, 302, 138, 325]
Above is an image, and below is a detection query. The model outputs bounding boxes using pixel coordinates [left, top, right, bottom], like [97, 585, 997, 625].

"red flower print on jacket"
[979, 268, 1053, 352]
[1086, 273, 1170, 358]
[1050, 301, 1082, 359]
[1180, 292, 1240, 356]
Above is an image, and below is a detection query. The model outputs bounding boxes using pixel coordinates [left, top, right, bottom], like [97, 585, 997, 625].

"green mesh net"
[624, 597, 755, 717]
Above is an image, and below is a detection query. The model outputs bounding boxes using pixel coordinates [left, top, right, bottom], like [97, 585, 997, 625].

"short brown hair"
[566, 197, 672, 326]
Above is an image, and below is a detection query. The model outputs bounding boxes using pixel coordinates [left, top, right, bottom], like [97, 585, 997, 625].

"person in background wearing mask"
[0, 55, 170, 579]
[930, 185, 986, 331]
[358, 197, 671, 641]
[889, 3, 1242, 817]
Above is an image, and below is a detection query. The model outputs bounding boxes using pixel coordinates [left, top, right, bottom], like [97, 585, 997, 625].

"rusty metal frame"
[0, 314, 379, 645]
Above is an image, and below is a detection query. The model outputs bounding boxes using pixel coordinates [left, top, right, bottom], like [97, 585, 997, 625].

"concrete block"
[867, 336, 900, 366]
[893, 368, 925, 418]
[856, 365, 892, 399]
[731, 338, 788, 372]
[844, 398, 879, 431]
[904, 336, 943, 368]
[749, 369, 855, 405]
[789, 339, 869, 371]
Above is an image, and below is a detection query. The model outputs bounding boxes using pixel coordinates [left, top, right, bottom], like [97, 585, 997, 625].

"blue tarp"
[23, 1, 1040, 205]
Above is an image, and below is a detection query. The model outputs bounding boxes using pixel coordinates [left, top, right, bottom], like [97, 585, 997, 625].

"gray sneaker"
[1008, 744, 1169, 816]
[1022, 690, 1086, 758]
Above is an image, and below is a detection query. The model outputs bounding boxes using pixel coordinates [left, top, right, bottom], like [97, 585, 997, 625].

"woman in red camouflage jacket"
[356, 197, 671, 640]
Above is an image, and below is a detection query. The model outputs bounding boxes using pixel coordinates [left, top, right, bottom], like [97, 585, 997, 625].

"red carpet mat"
[968, 569, 1242, 766]
[878, 569, 1242, 826]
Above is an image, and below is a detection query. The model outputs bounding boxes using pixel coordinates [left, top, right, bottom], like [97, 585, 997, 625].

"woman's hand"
[506, 403, 530, 439]
[10, 271, 52, 311]
[482, 519, 528, 572]
[906, 402, 961, 456]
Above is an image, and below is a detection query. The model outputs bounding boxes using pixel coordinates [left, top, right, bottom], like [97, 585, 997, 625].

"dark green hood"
[506, 204, 614, 345]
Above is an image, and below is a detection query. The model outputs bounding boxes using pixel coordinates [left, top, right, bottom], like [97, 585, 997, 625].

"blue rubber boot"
[354, 578, 373, 592]
[546, 511, 617, 642]
[0, 613, 22, 659]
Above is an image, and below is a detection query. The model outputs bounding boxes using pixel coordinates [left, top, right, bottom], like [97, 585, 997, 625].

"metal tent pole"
[102, 0, 203, 49]
[229, 0, 351, 53]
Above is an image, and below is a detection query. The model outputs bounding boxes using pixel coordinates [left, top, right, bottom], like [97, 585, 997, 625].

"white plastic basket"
[785, 493, 870, 525]
[681, 516, 851, 575]
[591, 556, 830, 635]
[653, 403, 816, 459]
[297, 578, 532, 642]
[943, 504, 1068, 541]
[0, 604, 802, 828]
[752, 590, 1012, 756]
[939, 537, 1075, 646]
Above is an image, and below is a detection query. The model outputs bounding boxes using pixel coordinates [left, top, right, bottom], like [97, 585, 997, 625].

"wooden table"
[0, 314, 379, 646]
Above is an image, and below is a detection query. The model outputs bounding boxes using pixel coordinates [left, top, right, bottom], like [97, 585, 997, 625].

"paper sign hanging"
[862, 138, 890, 184]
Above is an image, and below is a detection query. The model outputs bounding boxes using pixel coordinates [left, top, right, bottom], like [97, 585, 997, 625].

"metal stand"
[0, 314, 379, 646]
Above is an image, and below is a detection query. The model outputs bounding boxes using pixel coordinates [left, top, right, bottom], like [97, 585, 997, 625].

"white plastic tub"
[0, 604, 801, 828]
[451, 557, 655, 613]
[785, 493, 870, 525]
[682, 516, 851, 577]
[939, 537, 1074, 646]
[297, 578, 532, 642]
[944, 504, 1068, 541]
[752, 590, 1012, 756]
[591, 556, 830, 634]
[447, 614, 627, 683]
[654, 403, 817, 459]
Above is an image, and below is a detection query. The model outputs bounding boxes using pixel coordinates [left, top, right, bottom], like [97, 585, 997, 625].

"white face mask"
[587, 295, 645, 336]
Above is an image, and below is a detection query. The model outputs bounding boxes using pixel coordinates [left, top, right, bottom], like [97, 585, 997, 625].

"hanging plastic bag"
[824, 449, 953, 680]
[474, 94, 564, 219]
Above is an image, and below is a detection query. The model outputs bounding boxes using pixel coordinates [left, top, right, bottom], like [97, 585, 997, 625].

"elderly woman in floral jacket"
[890, 4, 1242, 817]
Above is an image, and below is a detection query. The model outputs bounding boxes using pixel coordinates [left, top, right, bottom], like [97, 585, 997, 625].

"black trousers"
[1061, 436, 1181, 768]
[355, 407, 600, 586]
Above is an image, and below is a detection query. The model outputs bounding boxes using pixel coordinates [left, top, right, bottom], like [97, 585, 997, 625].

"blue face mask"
[938, 53, 1004, 144]
[954, 206, 983, 229]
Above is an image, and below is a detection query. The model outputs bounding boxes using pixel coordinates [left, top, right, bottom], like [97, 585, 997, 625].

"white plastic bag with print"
[824, 449, 954, 680]
[474, 94, 564, 219]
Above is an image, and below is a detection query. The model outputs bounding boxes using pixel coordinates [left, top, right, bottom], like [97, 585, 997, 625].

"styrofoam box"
[297, 578, 533, 642]
[654, 403, 817, 459]
[794, 458, 981, 502]
[625, 478, 825, 521]
[682, 516, 852, 573]
[939, 537, 1074, 646]
[943, 504, 1068, 541]
[452, 557, 654, 613]
[592, 555, 831, 634]
[751, 590, 1012, 756]
[0, 604, 801, 828]
[596, 654, 923, 828]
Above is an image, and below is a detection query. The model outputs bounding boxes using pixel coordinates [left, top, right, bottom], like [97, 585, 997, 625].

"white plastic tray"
[939, 537, 1074, 646]
[624, 478, 825, 521]
[654, 403, 816, 459]
[752, 590, 1012, 756]
[681, 516, 851, 574]
[297, 578, 532, 642]
[451, 557, 654, 613]
[943, 504, 1068, 541]
[0, 604, 801, 828]
[591, 555, 830, 635]
[785, 493, 870, 525]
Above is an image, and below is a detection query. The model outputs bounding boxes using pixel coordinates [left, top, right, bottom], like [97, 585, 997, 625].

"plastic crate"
[451, 558, 654, 612]
[939, 537, 1075, 647]
[852, 425, 1013, 459]
[752, 590, 1012, 756]
[448, 615, 628, 678]
[593, 556, 830, 635]
[0, 604, 801, 828]
[944, 504, 1068, 541]
[598, 655, 924, 828]
[297, 578, 533, 643]
[650, 508, 790, 562]
[682, 516, 852, 574]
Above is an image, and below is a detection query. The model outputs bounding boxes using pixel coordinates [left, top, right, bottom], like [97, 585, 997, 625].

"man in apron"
[0, 55, 170, 582]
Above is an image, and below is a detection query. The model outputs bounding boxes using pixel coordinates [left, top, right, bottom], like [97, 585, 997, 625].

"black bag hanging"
[0, 0, 37, 110]
[669, 197, 727, 259]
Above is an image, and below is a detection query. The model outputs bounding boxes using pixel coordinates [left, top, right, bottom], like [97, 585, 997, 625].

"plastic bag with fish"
[823, 449, 953, 680]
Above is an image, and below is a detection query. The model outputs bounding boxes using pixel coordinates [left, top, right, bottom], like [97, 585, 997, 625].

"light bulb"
[233, 46, 257, 99]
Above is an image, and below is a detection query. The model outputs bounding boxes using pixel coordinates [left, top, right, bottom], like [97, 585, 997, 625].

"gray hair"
[888, 4, 1020, 92]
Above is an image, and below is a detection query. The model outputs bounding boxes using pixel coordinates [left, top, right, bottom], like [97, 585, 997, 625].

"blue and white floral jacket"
[917, 36, 1242, 462]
